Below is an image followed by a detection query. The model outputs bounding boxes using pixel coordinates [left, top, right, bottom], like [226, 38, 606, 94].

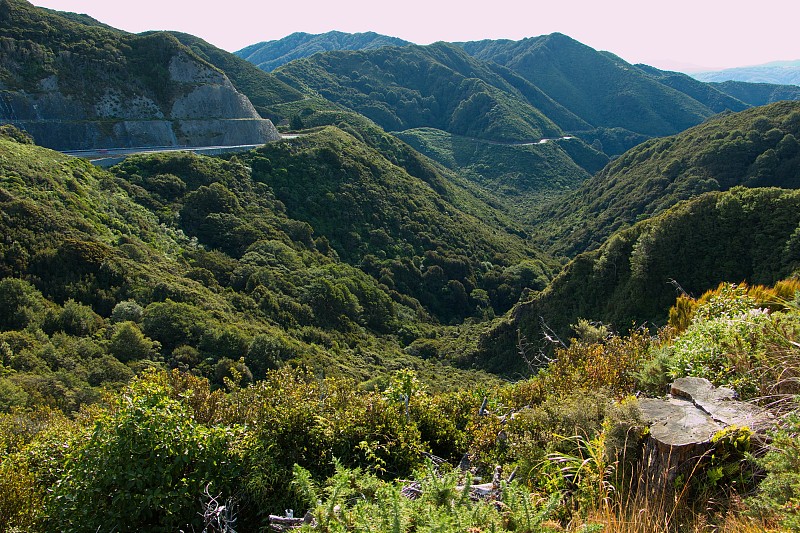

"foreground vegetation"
[2, 281, 799, 531]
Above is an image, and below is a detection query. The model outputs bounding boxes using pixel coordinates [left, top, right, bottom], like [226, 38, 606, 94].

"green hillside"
[268, 41, 610, 205]
[712, 80, 800, 106]
[231, 127, 556, 322]
[0, 126, 535, 407]
[534, 101, 800, 256]
[469, 186, 800, 375]
[394, 127, 606, 209]
[235, 30, 411, 71]
[633, 64, 749, 113]
[274, 42, 564, 142]
[460, 34, 721, 144]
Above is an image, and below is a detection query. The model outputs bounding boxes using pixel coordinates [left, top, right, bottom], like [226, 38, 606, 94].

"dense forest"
[2, 1, 800, 531]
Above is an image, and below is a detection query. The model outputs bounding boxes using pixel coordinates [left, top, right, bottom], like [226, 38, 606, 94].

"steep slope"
[468, 187, 800, 375]
[269, 41, 610, 200]
[534, 101, 800, 256]
[0, 0, 279, 149]
[167, 31, 305, 120]
[693, 60, 800, 85]
[232, 127, 557, 322]
[274, 42, 564, 142]
[633, 64, 749, 113]
[236, 31, 410, 71]
[394, 128, 606, 209]
[0, 128, 512, 402]
[460, 34, 721, 148]
[712, 81, 800, 107]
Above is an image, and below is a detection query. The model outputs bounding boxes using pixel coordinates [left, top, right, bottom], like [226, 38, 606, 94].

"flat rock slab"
[637, 377, 774, 494]
[640, 377, 773, 447]
[638, 397, 723, 447]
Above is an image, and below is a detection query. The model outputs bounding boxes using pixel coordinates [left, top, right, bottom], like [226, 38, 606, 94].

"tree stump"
[637, 377, 773, 499]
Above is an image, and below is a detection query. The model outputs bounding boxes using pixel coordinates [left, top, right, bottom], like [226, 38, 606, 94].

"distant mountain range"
[692, 60, 800, 86]
[235, 31, 411, 72]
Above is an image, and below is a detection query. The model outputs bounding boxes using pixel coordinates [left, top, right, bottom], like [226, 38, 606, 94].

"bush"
[110, 299, 144, 323]
[142, 300, 210, 352]
[57, 299, 104, 337]
[246, 332, 295, 378]
[233, 368, 425, 522]
[0, 278, 48, 331]
[748, 411, 800, 530]
[44, 372, 242, 532]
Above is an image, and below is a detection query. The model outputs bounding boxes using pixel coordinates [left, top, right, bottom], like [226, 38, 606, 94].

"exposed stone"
[168, 52, 226, 85]
[170, 85, 259, 120]
[637, 377, 774, 497]
[0, 52, 280, 150]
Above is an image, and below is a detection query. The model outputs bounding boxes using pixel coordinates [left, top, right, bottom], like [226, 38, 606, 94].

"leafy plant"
[44, 372, 242, 532]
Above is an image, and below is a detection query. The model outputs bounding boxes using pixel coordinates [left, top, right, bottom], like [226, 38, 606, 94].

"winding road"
[62, 134, 301, 166]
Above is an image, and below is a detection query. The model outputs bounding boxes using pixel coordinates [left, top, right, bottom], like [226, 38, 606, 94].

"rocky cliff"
[0, 1, 280, 150]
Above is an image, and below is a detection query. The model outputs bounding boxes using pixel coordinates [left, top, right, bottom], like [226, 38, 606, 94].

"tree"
[290, 114, 304, 131]
[246, 333, 296, 378]
[109, 321, 158, 363]
[57, 299, 104, 337]
[0, 278, 47, 331]
[142, 300, 209, 352]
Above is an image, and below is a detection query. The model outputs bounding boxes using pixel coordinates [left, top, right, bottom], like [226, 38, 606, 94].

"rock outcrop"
[0, 1, 280, 151]
[0, 53, 280, 150]
[638, 377, 774, 495]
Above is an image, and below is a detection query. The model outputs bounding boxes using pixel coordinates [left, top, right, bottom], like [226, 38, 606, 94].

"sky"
[30, 0, 800, 72]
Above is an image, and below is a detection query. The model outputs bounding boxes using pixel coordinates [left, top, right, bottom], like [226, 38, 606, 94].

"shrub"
[141, 300, 210, 352]
[0, 278, 48, 331]
[748, 411, 800, 530]
[44, 372, 242, 532]
[57, 299, 104, 337]
[110, 299, 144, 323]
[246, 332, 295, 378]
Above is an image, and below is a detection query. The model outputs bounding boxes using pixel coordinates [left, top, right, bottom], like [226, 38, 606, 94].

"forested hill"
[236, 31, 411, 72]
[533, 100, 800, 257]
[459, 34, 743, 144]
[273, 42, 566, 142]
[469, 186, 800, 375]
[711, 80, 800, 107]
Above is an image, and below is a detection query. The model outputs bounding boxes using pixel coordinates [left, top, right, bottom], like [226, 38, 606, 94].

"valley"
[1, 1, 800, 531]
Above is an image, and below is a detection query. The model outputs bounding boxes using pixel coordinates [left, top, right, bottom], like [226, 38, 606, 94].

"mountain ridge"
[532, 100, 800, 257]
[692, 60, 800, 85]
[235, 30, 411, 72]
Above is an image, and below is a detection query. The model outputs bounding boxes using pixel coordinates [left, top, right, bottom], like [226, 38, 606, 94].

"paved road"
[62, 134, 302, 163]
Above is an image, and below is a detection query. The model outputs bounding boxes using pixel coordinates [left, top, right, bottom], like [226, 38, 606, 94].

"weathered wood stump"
[637, 377, 773, 499]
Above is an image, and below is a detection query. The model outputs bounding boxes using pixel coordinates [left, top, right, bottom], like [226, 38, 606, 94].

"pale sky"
[30, 0, 800, 71]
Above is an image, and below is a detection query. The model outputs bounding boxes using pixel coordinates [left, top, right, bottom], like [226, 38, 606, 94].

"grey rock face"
[170, 85, 258, 120]
[0, 51, 279, 150]
[168, 52, 227, 85]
